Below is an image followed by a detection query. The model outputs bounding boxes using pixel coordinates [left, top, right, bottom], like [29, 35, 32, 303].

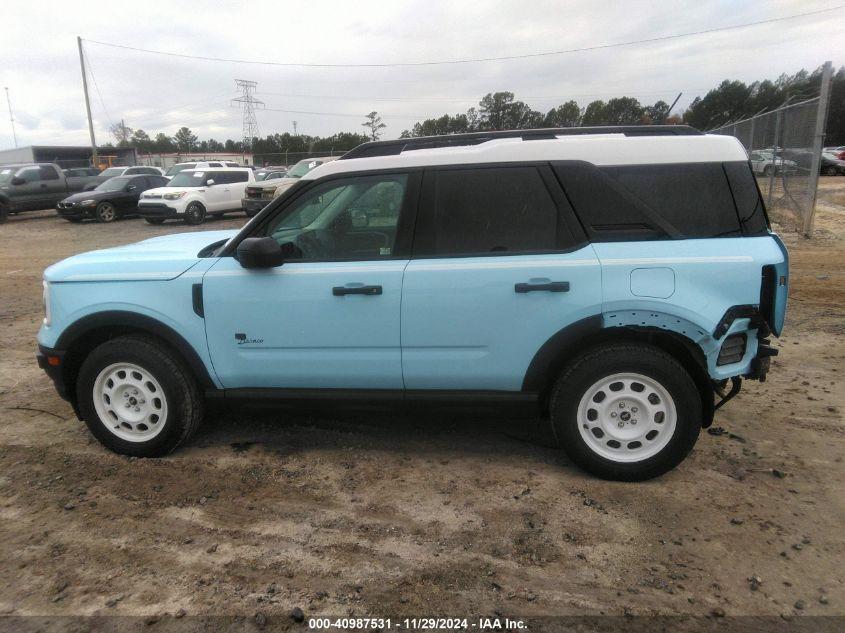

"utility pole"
[292, 120, 298, 136]
[77, 36, 98, 167]
[4, 87, 16, 148]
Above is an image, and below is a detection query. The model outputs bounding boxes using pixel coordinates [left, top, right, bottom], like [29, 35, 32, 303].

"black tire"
[76, 335, 204, 457]
[95, 201, 117, 223]
[762, 165, 773, 177]
[821, 166, 837, 176]
[184, 202, 206, 225]
[550, 343, 702, 481]
[244, 208, 258, 218]
[144, 217, 166, 225]
[0, 205, 10, 223]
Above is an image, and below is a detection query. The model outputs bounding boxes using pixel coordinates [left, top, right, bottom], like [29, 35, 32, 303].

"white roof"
[303, 133, 748, 181]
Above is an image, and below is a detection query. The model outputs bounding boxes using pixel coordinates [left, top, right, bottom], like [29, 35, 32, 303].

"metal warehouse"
[0, 145, 137, 169]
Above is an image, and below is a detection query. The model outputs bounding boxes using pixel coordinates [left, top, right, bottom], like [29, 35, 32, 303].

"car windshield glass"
[167, 171, 206, 187]
[0, 168, 13, 185]
[165, 163, 195, 177]
[100, 167, 124, 177]
[95, 177, 133, 192]
[256, 172, 270, 181]
[286, 160, 322, 178]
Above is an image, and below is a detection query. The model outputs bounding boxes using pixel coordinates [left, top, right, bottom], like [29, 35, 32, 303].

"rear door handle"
[514, 281, 570, 293]
[332, 285, 383, 296]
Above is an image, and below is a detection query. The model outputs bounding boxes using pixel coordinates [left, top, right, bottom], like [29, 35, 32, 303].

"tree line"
[106, 64, 844, 154]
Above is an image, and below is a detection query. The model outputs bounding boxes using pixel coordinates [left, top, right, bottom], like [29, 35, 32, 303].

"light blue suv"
[37, 127, 788, 480]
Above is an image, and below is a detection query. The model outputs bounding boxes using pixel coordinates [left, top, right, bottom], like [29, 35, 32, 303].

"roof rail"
[340, 125, 703, 160]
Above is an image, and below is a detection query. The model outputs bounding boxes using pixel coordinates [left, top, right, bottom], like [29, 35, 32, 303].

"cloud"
[0, 0, 839, 148]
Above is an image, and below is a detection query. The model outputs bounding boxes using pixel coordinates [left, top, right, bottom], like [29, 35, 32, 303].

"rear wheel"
[95, 201, 117, 223]
[184, 202, 206, 225]
[76, 335, 204, 457]
[144, 217, 166, 225]
[0, 205, 8, 223]
[822, 166, 837, 176]
[550, 343, 701, 481]
[762, 165, 773, 177]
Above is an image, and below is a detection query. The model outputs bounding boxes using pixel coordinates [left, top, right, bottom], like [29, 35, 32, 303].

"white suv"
[137, 168, 254, 225]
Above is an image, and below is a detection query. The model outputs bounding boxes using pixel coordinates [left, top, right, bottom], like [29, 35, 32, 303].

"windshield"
[95, 176, 133, 192]
[0, 168, 13, 185]
[100, 167, 125, 178]
[286, 159, 323, 179]
[165, 163, 196, 177]
[167, 170, 207, 187]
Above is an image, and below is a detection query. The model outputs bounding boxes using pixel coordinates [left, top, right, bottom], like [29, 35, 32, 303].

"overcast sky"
[1, 0, 842, 149]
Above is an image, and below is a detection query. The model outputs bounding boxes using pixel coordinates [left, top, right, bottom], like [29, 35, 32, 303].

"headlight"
[79, 199, 97, 206]
[42, 280, 51, 326]
[163, 192, 186, 200]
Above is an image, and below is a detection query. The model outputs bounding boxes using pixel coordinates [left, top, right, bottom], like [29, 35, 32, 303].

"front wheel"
[550, 343, 701, 481]
[95, 201, 117, 223]
[184, 202, 206, 225]
[76, 335, 204, 457]
[821, 166, 837, 176]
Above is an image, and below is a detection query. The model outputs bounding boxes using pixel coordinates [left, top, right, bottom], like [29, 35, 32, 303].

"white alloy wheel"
[576, 372, 677, 463]
[92, 362, 168, 442]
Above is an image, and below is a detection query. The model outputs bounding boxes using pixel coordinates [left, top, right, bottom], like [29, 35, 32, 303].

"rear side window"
[723, 161, 769, 236]
[417, 167, 565, 256]
[39, 165, 59, 180]
[554, 161, 742, 241]
[227, 171, 249, 183]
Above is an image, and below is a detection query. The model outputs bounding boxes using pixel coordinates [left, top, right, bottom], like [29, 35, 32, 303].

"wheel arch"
[523, 317, 715, 427]
[56, 311, 217, 411]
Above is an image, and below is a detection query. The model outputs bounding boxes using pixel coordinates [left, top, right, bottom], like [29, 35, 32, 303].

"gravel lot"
[0, 181, 843, 627]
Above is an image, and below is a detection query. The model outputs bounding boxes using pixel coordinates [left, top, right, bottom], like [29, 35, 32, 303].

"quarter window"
[554, 161, 742, 241]
[266, 174, 408, 261]
[419, 167, 561, 256]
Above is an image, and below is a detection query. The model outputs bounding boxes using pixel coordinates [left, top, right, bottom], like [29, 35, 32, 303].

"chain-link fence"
[710, 97, 823, 231]
[252, 150, 346, 167]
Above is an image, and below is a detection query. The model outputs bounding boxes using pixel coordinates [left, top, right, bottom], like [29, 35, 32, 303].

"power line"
[82, 6, 843, 68]
[255, 89, 705, 103]
[81, 43, 114, 128]
[232, 79, 264, 149]
[261, 106, 430, 120]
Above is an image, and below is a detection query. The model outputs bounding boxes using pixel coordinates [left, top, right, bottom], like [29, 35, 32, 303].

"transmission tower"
[231, 79, 264, 150]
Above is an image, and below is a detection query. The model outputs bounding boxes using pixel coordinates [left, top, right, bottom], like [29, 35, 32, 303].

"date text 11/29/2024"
[308, 617, 527, 630]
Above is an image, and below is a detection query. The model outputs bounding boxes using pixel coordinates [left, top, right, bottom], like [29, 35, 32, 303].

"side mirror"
[127, 185, 137, 192]
[11, 176, 25, 186]
[206, 179, 215, 186]
[237, 237, 285, 269]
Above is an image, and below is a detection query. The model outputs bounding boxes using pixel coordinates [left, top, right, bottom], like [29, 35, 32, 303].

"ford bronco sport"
[37, 126, 788, 480]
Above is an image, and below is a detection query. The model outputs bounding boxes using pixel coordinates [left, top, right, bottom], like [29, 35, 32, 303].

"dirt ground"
[0, 181, 843, 628]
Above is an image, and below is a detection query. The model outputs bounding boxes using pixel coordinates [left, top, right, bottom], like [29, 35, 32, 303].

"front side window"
[286, 159, 323, 179]
[17, 168, 41, 183]
[418, 167, 560, 256]
[95, 176, 133, 192]
[39, 166, 59, 180]
[265, 174, 408, 261]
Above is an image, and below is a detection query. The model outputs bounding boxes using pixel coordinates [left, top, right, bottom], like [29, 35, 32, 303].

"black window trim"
[219, 167, 423, 263]
[411, 161, 588, 260]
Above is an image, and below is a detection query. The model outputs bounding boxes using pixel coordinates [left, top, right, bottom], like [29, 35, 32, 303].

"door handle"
[514, 281, 570, 293]
[332, 285, 383, 296]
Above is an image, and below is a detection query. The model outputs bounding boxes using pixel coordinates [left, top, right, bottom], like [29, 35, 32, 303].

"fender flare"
[55, 310, 216, 389]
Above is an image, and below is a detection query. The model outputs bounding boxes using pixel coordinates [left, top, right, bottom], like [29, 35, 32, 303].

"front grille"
[246, 187, 263, 198]
[717, 333, 747, 366]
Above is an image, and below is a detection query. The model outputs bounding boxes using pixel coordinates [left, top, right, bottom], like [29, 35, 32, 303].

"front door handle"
[515, 281, 570, 293]
[332, 285, 383, 296]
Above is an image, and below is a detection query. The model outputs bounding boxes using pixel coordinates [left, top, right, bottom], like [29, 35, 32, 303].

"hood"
[44, 230, 238, 283]
[61, 190, 119, 204]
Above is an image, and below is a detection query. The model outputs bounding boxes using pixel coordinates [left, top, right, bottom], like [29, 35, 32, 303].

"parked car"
[255, 166, 288, 181]
[242, 156, 337, 217]
[749, 150, 798, 176]
[80, 166, 165, 191]
[163, 161, 241, 179]
[56, 175, 170, 223]
[63, 167, 104, 193]
[820, 152, 845, 175]
[823, 146, 845, 159]
[0, 163, 99, 222]
[36, 127, 788, 481]
[137, 167, 254, 224]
